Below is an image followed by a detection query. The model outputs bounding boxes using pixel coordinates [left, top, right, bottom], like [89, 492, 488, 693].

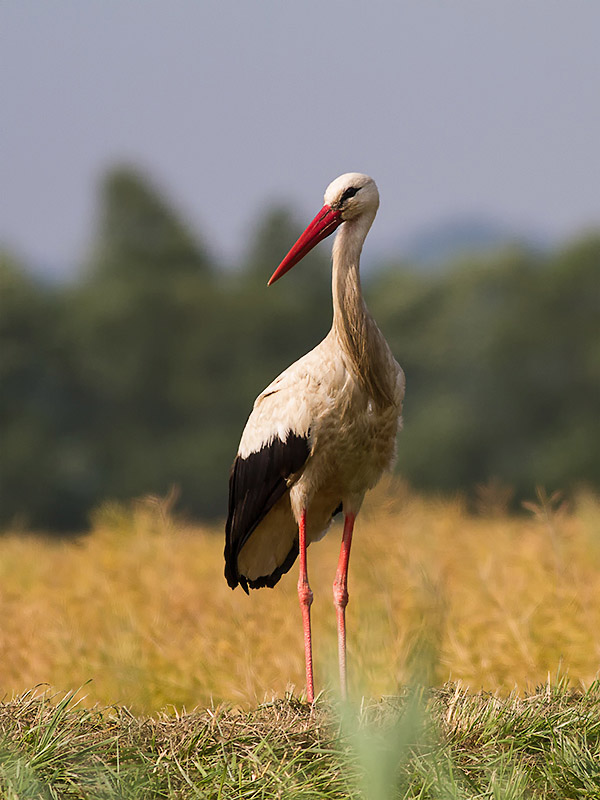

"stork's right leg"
[297, 508, 315, 703]
[333, 512, 356, 700]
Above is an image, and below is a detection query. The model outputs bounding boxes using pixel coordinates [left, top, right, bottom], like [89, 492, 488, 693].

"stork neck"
[331, 222, 368, 340]
[331, 219, 394, 407]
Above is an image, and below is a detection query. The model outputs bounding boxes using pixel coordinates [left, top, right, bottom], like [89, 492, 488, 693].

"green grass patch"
[2, 678, 600, 798]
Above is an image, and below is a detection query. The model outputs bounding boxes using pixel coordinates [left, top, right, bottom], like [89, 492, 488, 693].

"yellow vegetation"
[1, 483, 599, 713]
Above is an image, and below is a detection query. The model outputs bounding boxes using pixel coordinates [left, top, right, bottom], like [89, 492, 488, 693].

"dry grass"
[3, 681, 600, 798]
[1, 483, 600, 713]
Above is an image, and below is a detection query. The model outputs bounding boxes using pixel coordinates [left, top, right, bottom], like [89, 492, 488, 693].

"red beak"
[267, 204, 343, 285]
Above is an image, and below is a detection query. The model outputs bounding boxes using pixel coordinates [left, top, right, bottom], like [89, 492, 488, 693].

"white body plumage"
[236, 328, 404, 582]
[226, 173, 404, 589]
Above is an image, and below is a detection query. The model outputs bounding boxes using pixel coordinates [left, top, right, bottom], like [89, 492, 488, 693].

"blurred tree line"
[1, 166, 599, 530]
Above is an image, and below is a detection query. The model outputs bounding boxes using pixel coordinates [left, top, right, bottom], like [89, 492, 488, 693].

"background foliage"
[1, 165, 599, 530]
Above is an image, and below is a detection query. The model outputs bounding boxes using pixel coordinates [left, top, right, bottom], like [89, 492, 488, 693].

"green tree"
[368, 238, 600, 499]
[0, 253, 89, 527]
[67, 166, 231, 516]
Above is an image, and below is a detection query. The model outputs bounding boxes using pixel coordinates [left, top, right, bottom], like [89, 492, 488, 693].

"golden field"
[1, 482, 599, 714]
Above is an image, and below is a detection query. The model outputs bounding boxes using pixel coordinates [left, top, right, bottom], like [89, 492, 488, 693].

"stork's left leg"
[333, 512, 356, 699]
[297, 508, 315, 704]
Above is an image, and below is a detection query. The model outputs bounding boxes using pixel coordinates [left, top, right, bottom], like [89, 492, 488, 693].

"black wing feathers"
[224, 432, 309, 591]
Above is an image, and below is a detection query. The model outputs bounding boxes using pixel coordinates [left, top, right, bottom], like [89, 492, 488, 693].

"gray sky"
[2, 1, 599, 275]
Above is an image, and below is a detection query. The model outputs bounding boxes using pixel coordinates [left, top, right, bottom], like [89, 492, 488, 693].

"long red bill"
[267, 203, 343, 285]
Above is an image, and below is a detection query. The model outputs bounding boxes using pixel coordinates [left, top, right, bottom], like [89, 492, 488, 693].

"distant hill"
[400, 216, 546, 268]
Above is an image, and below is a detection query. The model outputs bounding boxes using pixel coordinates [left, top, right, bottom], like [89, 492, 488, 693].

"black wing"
[224, 432, 310, 592]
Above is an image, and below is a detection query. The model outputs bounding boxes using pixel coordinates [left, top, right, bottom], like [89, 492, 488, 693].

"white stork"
[224, 173, 405, 703]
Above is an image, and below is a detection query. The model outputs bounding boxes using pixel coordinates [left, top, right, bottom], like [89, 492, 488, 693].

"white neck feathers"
[330, 218, 396, 408]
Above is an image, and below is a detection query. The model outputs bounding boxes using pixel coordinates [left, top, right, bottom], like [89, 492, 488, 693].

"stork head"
[324, 172, 380, 221]
[268, 173, 379, 285]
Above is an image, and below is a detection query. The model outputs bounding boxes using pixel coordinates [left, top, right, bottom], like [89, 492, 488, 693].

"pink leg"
[333, 512, 355, 699]
[297, 509, 315, 703]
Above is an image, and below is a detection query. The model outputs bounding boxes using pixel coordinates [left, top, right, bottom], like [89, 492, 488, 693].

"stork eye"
[340, 186, 360, 203]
